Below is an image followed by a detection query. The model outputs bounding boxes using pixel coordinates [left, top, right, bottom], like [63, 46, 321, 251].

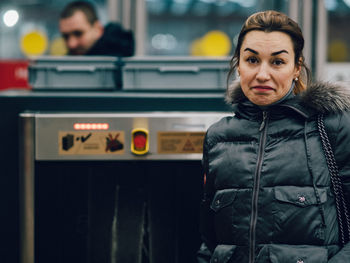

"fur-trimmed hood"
[225, 81, 350, 115]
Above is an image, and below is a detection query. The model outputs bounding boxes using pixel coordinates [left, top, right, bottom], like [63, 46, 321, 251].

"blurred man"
[59, 1, 134, 56]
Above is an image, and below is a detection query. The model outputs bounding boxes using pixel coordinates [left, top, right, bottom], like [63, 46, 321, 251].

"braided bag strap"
[317, 114, 350, 246]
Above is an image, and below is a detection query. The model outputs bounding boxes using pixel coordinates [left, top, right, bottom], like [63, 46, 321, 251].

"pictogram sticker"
[183, 139, 195, 151]
[157, 131, 205, 154]
[58, 131, 124, 155]
[105, 133, 123, 152]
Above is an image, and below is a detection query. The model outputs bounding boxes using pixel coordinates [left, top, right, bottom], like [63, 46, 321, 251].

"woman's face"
[237, 30, 300, 106]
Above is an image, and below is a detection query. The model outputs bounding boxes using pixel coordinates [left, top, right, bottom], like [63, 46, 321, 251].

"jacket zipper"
[249, 111, 268, 263]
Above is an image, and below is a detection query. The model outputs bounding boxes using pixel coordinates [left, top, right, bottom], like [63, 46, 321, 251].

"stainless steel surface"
[19, 113, 35, 263]
[303, 0, 313, 70]
[135, 0, 147, 56]
[35, 112, 229, 161]
[316, 0, 327, 81]
[288, 0, 299, 23]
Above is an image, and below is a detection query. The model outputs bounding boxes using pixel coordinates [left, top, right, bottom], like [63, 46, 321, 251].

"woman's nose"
[256, 63, 271, 81]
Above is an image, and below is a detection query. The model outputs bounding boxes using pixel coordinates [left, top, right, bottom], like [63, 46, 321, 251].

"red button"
[131, 128, 149, 155]
[134, 133, 146, 151]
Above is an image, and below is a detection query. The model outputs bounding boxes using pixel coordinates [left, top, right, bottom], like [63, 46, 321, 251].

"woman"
[198, 10, 350, 263]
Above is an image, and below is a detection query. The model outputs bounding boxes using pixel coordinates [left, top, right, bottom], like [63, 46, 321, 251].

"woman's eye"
[247, 57, 258, 64]
[272, 59, 285, 65]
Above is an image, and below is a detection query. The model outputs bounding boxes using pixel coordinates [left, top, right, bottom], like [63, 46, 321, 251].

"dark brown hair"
[228, 10, 311, 94]
[60, 1, 98, 25]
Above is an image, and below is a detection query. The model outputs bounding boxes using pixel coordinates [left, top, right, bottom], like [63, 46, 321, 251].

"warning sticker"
[59, 131, 125, 155]
[157, 132, 206, 154]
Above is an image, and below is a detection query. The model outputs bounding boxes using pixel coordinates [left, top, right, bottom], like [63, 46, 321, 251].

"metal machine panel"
[35, 112, 229, 160]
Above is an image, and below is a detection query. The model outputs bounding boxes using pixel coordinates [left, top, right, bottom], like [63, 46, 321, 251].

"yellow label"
[59, 131, 125, 155]
[157, 132, 205, 154]
[21, 31, 48, 56]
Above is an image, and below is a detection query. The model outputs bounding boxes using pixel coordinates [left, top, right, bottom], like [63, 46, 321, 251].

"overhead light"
[343, 0, 350, 8]
[174, 0, 191, 3]
[192, 2, 211, 16]
[151, 34, 177, 50]
[324, 0, 338, 10]
[147, 1, 167, 14]
[170, 1, 190, 15]
[199, 0, 216, 3]
[228, 0, 256, 8]
[3, 9, 19, 27]
[238, 0, 256, 8]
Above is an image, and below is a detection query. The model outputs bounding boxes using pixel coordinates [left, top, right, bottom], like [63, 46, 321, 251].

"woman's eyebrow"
[244, 48, 258, 54]
[271, 49, 289, 56]
[243, 48, 289, 56]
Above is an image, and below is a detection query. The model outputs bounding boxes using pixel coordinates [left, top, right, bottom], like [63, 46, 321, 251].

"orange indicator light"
[74, 123, 109, 130]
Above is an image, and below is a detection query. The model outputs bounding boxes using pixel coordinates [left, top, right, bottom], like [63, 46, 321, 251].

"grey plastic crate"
[29, 56, 121, 90]
[122, 56, 231, 90]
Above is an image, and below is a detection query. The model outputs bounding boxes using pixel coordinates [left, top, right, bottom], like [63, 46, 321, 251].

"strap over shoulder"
[318, 114, 350, 246]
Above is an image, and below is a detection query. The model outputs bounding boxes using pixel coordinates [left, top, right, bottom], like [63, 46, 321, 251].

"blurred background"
[1, 1, 350, 263]
[0, 0, 349, 87]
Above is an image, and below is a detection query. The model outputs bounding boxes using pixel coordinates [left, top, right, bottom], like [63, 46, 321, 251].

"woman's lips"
[252, 86, 274, 92]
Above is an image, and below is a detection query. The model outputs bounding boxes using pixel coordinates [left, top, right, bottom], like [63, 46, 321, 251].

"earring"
[295, 77, 299, 81]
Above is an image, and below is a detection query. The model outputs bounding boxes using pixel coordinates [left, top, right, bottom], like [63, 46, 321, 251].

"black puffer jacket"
[86, 23, 134, 57]
[198, 82, 350, 263]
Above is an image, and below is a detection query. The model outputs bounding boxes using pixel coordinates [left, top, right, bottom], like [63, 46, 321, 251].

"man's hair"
[60, 1, 98, 25]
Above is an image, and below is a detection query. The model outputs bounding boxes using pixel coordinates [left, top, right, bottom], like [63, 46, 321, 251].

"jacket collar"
[226, 81, 350, 119]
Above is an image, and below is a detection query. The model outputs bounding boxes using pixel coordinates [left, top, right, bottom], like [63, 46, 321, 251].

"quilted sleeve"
[197, 133, 216, 262]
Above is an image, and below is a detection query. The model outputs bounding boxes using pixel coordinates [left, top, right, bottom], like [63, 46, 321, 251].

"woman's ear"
[294, 57, 302, 79]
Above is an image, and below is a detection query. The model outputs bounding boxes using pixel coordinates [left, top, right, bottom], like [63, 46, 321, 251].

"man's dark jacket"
[86, 23, 134, 57]
[198, 82, 350, 263]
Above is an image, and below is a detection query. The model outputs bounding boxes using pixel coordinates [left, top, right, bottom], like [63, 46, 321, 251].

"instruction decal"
[59, 131, 125, 155]
[157, 131, 206, 154]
